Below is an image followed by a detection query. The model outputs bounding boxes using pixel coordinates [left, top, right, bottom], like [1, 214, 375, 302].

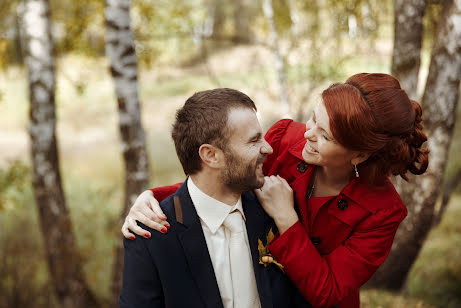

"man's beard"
[221, 149, 266, 194]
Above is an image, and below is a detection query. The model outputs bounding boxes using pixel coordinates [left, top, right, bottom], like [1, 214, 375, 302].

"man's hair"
[172, 88, 257, 175]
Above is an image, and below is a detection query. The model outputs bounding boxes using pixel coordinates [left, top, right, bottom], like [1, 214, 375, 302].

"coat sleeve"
[149, 182, 182, 202]
[263, 119, 294, 175]
[268, 203, 407, 308]
[119, 235, 165, 308]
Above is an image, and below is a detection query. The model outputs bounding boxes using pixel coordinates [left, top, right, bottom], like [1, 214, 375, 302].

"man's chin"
[254, 177, 265, 189]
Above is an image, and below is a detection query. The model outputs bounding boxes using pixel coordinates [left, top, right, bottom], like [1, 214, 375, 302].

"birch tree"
[104, 0, 151, 302]
[233, 0, 253, 43]
[367, 0, 461, 289]
[262, 0, 291, 117]
[19, 0, 97, 307]
[391, 0, 427, 100]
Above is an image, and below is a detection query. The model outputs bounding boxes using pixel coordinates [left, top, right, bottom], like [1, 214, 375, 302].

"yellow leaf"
[258, 238, 265, 256]
[266, 228, 275, 244]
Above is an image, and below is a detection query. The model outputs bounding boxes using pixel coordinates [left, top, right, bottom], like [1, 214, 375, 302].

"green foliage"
[406, 196, 461, 308]
[50, 0, 105, 57]
[0, 160, 30, 211]
[361, 289, 436, 308]
[0, 161, 57, 308]
[63, 173, 122, 303]
[0, 0, 21, 69]
[0, 159, 123, 306]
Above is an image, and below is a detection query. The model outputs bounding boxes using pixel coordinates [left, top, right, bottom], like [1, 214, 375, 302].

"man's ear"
[199, 144, 225, 169]
[351, 152, 371, 166]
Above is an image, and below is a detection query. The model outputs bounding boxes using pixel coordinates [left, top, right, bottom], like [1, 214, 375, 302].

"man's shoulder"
[159, 194, 177, 220]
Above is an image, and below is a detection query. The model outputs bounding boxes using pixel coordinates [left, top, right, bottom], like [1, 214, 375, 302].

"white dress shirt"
[187, 177, 261, 308]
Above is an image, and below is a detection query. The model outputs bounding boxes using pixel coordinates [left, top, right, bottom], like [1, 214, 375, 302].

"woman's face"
[302, 101, 358, 170]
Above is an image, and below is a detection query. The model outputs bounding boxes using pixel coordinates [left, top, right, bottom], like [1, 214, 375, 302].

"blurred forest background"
[0, 0, 460, 307]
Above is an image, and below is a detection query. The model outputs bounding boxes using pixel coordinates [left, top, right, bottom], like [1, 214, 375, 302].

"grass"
[405, 195, 461, 308]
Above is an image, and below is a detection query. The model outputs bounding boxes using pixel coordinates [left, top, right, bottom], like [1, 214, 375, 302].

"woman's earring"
[354, 164, 359, 178]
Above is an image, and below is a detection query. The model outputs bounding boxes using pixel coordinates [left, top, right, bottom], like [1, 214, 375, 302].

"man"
[119, 88, 311, 308]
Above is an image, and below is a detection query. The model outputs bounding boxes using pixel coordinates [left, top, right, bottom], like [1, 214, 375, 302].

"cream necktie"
[223, 210, 260, 308]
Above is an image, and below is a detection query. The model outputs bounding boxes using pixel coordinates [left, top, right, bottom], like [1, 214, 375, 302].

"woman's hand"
[121, 190, 170, 239]
[254, 175, 298, 234]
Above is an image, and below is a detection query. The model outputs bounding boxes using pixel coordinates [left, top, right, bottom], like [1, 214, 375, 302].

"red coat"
[150, 119, 407, 308]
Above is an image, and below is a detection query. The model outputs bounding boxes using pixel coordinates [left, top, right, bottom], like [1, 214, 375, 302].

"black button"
[297, 162, 308, 173]
[311, 237, 322, 246]
[337, 199, 348, 210]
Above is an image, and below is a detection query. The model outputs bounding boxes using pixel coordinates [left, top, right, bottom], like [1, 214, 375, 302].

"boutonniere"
[258, 228, 284, 273]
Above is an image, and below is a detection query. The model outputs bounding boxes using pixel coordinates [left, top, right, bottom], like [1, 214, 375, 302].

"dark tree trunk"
[105, 0, 151, 304]
[19, 0, 98, 307]
[233, 0, 253, 43]
[391, 0, 426, 100]
[210, 0, 226, 40]
[366, 0, 461, 290]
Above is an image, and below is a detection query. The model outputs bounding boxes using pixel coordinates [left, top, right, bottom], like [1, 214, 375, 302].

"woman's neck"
[315, 166, 352, 195]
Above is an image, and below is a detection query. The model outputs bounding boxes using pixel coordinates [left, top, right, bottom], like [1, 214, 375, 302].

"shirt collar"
[187, 177, 245, 234]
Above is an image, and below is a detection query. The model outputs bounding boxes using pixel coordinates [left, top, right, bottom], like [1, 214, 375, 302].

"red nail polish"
[145, 233, 151, 238]
[161, 227, 167, 233]
[165, 224, 170, 230]
[130, 236, 135, 240]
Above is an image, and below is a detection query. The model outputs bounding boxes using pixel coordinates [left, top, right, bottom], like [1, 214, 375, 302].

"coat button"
[311, 237, 322, 246]
[297, 162, 308, 173]
[337, 199, 348, 210]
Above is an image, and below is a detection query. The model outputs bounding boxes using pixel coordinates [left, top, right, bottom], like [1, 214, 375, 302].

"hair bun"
[405, 100, 429, 176]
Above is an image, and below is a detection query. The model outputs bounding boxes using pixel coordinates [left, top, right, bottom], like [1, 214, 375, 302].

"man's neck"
[189, 173, 240, 206]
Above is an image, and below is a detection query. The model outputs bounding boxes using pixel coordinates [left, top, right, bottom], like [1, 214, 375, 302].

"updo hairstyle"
[322, 73, 429, 184]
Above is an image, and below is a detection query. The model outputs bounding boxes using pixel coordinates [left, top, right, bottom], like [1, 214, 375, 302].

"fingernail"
[165, 224, 170, 230]
[130, 236, 135, 240]
[161, 227, 167, 233]
[162, 214, 167, 219]
[145, 233, 151, 238]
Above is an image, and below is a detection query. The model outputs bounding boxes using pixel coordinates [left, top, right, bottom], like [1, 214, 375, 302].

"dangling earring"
[354, 164, 359, 178]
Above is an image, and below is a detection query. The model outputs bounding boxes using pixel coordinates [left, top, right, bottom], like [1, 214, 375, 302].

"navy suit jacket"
[119, 180, 312, 308]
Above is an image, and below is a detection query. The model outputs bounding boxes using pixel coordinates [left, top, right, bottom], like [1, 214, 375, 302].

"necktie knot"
[223, 210, 244, 234]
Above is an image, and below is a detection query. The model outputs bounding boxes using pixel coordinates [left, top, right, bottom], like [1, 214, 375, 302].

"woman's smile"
[304, 141, 319, 154]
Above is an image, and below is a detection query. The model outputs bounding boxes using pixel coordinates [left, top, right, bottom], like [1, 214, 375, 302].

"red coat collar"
[286, 139, 403, 214]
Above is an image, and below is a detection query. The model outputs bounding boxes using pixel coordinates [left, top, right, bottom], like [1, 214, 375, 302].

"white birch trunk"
[391, 0, 426, 100]
[104, 0, 150, 302]
[19, 0, 97, 307]
[367, 0, 461, 289]
[262, 0, 291, 117]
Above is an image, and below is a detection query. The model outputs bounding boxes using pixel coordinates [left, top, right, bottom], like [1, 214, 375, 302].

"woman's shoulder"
[345, 178, 407, 216]
[265, 119, 306, 153]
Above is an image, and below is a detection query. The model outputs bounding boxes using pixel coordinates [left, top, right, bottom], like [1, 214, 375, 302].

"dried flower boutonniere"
[258, 228, 284, 273]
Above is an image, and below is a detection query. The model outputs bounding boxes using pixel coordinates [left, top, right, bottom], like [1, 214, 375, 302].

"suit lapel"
[242, 192, 273, 308]
[175, 181, 224, 308]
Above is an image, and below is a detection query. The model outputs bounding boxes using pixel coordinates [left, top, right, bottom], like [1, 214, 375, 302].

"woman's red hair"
[322, 73, 429, 184]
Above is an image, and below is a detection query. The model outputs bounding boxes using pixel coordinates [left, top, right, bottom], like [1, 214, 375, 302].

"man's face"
[220, 108, 273, 193]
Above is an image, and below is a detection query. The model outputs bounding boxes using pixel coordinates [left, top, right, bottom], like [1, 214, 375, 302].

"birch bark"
[391, 0, 426, 100]
[20, 0, 97, 307]
[367, 0, 461, 289]
[262, 0, 291, 117]
[104, 0, 150, 301]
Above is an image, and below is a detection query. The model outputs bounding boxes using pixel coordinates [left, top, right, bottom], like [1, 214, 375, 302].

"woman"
[121, 73, 429, 308]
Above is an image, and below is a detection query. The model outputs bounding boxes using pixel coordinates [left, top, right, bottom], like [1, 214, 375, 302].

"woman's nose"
[304, 127, 316, 141]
